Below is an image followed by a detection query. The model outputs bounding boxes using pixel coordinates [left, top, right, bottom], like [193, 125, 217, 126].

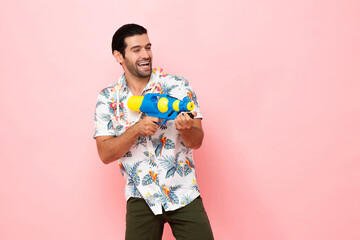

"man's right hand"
[134, 116, 160, 137]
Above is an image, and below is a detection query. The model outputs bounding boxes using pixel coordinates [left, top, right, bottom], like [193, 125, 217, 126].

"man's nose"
[140, 48, 150, 59]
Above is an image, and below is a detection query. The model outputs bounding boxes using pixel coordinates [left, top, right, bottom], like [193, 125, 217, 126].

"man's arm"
[174, 112, 204, 149]
[96, 116, 160, 164]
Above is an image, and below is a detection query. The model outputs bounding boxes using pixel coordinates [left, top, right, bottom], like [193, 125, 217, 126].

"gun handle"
[156, 119, 167, 125]
[187, 113, 194, 119]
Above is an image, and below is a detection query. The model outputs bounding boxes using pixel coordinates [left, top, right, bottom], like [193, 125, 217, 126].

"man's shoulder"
[152, 69, 188, 86]
[97, 79, 123, 100]
[152, 68, 182, 79]
[164, 74, 190, 88]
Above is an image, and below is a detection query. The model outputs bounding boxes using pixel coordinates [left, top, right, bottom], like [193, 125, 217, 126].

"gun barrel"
[127, 94, 194, 124]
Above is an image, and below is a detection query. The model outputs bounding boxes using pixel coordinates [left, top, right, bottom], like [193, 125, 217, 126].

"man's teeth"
[138, 62, 149, 66]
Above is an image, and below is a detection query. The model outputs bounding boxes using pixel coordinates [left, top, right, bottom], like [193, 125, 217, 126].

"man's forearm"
[96, 126, 140, 164]
[96, 116, 160, 164]
[178, 125, 204, 149]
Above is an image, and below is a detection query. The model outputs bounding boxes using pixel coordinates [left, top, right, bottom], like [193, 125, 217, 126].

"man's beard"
[124, 58, 152, 78]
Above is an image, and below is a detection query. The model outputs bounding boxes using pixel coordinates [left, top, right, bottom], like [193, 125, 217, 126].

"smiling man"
[94, 24, 214, 240]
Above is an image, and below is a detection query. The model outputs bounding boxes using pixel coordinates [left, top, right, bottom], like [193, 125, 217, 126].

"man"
[94, 23, 214, 240]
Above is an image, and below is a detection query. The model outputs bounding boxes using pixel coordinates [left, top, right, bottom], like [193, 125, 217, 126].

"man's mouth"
[137, 61, 150, 69]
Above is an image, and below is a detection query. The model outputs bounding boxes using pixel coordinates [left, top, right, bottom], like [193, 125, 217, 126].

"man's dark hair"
[111, 24, 147, 57]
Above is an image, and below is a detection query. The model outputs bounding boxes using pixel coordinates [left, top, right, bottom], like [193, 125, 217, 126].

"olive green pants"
[125, 196, 214, 240]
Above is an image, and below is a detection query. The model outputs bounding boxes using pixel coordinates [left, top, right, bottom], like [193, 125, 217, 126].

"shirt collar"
[117, 71, 160, 95]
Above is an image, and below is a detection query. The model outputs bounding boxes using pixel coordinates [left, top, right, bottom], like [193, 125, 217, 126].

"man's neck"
[125, 73, 151, 96]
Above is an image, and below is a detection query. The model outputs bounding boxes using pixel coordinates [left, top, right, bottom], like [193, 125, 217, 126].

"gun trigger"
[167, 110, 175, 117]
[187, 113, 194, 119]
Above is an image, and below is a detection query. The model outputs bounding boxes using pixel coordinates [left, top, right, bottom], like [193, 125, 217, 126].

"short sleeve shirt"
[94, 68, 202, 215]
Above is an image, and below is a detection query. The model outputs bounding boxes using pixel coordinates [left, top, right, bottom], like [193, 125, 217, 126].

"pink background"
[1, 0, 360, 239]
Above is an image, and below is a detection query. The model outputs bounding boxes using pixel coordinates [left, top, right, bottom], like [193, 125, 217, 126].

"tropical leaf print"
[160, 82, 177, 95]
[127, 177, 135, 186]
[169, 184, 182, 192]
[134, 136, 147, 148]
[168, 191, 179, 205]
[183, 78, 190, 87]
[126, 161, 141, 175]
[115, 124, 123, 132]
[118, 94, 128, 105]
[166, 167, 176, 178]
[159, 155, 174, 169]
[163, 203, 170, 210]
[162, 185, 181, 205]
[180, 141, 191, 155]
[181, 195, 192, 206]
[100, 113, 111, 122]
[153, 192, 169, 208]
[143, 151, 156, 167]
[159, 153, 183, 178]
[150, 157, 157, 167]
[173, 75, 189, 87]
[164, 139, 175, 149]
[151, 133, 162, 148]
[123, 161, 142, 186]
[159, 124, 168, 131]
[142, 174, 153, 186]
[184, 164, 192, 176]
[142, 171, 159, 186]
[124, 151, 132, 157]
[99, 88, 110, 98]
[144, 191, 156, 206]
[144, 151, 151, 157]
[176, 165, 183, 177]
[133, 175, 140, 186]
[191, 179, 200, 193]
[128, 178, 141, 195]
[145, 197, 156, 207]
[96, 100, 105, 108]
[107, 120, 113, 130]
[158, 120, 174, 131]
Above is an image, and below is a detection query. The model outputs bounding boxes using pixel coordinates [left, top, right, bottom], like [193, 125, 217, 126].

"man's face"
[120, 34, 153, 79]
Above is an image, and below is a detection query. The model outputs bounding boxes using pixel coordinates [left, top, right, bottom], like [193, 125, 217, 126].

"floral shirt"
[94, 68, 202, 215]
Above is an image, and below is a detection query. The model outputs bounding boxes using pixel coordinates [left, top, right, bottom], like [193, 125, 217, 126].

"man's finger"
[191, 111, 198, 118]
[147, 116, 160, 123]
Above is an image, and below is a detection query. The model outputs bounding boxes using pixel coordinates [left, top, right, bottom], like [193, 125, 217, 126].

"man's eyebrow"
[130, 45, 140, 50]
[130, 43, 152, 50]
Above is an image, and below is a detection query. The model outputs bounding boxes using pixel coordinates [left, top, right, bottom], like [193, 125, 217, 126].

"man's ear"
[113, 50, 124, 64]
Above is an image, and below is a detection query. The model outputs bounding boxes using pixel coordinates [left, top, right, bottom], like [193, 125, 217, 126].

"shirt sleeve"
[93, 91, 116, 138]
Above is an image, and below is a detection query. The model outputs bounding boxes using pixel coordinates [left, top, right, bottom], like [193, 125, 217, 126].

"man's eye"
[134, 49, 140, 52]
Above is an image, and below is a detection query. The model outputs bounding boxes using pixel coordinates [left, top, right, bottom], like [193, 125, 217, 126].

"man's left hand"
[174, 112, 198, 131]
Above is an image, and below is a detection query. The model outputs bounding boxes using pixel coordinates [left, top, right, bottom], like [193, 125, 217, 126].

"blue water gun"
[127, 93, 195, 125]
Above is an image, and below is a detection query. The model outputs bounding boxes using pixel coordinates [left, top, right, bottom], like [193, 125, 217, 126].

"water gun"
[127, 93, 195, 124]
